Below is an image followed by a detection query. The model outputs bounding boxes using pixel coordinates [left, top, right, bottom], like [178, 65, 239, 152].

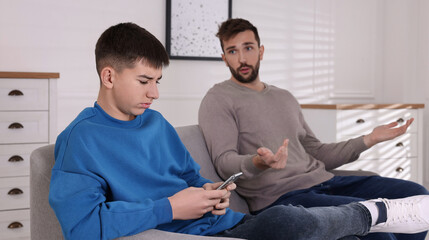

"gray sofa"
[30, 124, 375, 240]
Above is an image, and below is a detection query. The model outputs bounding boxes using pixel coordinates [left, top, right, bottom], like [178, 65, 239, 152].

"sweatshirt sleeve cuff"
[355, 135, 370, 153]
[241, 154, 265, 177]
[153, 198, 173, 225]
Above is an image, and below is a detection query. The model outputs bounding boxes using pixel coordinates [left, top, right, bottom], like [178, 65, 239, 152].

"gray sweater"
[198, 80, 368, 211]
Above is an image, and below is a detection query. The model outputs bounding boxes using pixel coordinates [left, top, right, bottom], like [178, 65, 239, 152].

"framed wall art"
[166, 0, 232, 61]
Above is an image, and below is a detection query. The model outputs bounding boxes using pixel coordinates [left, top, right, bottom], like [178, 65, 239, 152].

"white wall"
[0, 0, 168, 129]
[417, 0, 429, 189]
[1, 0, 428, 186]
[383, 0, 429, 188]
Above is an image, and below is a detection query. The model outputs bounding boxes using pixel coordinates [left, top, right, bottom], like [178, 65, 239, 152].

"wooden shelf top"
[301, 103, 425, 110]
[0, 71, 60, 79]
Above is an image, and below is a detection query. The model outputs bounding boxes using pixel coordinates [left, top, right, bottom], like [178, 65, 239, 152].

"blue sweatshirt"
[49, 103, 244, 240]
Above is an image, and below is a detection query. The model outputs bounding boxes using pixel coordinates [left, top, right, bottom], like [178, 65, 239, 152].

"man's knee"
[260, 205, 298, 218]
[258, 205, 318, 227]
[258, 205, 329, 239]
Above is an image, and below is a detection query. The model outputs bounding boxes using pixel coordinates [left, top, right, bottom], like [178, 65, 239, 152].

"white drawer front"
[0, 177, 29, 211]
[337, 157, 415, 181]
[376, 109, 418, 133]
[337, 110, 378, 136]
[0, 144, 45, 177]
[0, 112, 48, 144]
[0, 209, 30, 239]
[0, 78, 48, 111]
[337, 109, 417, 136]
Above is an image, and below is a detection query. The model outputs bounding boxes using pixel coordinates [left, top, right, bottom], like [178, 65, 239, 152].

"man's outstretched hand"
[363, 118, 414, 148]
[253, 139, 289, 170]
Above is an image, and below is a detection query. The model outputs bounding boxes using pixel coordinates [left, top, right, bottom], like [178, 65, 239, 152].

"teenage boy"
[198, 18, 429, 240]
[49, 22, 429, 240]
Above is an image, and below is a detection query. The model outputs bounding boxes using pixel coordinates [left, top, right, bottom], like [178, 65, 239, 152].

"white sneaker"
[369, 195, 429, 234]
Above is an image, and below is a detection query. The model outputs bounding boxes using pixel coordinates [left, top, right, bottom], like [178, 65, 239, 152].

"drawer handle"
[8, 122, 24, 129]
[8, 90, 24, 96]
[395, 142, 404, 147]
[8, 188, 23, 195]
[396, 167, 404, 173]
[8, 155, 24, 162]
[8, 221, 23, 229]
[397, 118, 404, 123]
[356, 119, 365, 124]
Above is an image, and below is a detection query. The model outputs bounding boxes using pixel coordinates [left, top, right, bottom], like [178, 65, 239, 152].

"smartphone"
[216, 172, 243, 190]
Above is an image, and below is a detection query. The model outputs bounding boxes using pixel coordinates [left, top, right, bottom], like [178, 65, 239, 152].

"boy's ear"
[100, 67, 114, 89]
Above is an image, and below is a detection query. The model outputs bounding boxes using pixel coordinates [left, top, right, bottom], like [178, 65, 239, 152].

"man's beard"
[228, 60, 260, 84]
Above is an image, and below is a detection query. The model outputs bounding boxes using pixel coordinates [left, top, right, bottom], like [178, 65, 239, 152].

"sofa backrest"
[175, 125, 250, 214]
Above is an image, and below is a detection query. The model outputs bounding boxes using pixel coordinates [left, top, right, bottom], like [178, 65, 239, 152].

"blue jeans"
[253, 175, 429, 240]
[214, 203, 371, 240]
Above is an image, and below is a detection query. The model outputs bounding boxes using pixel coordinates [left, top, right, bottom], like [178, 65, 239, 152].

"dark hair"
[95, 22, 169, 76]
[216, 18, 260, 51]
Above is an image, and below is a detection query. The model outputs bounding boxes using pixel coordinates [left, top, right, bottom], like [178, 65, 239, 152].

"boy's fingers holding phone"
[212, 208, 227, 215]
[212, 194, 231, 215]
[225, 182, 236, 191]
[206, 182, 223, 190]
[203, 182, 229, 191]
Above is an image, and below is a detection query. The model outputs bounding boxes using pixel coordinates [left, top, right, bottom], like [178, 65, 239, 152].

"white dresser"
[0, 72, 58, 240]
[301, 104, 424, 184]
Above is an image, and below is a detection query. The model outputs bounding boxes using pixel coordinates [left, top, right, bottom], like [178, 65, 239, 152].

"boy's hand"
[203, 182, 235, 215]
[168, 186, 227, 220]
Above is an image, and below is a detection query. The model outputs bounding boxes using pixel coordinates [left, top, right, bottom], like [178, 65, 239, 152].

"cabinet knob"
[8, 155, 24, 162]
[8, 188, 23, 195]
[8, 122, 24, 129]
[395, 142, 404, 147]
[8, 90, 24, 96]
[397, 118, 404, 123]
[8, 221, 23, 229]
[356, 119, 365, 124]
[396, 167, 404, 173]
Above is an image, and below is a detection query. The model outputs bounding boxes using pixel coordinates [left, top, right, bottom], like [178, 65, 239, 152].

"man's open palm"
[364, 118, 414, 147]
[257, 139, 289, 169]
